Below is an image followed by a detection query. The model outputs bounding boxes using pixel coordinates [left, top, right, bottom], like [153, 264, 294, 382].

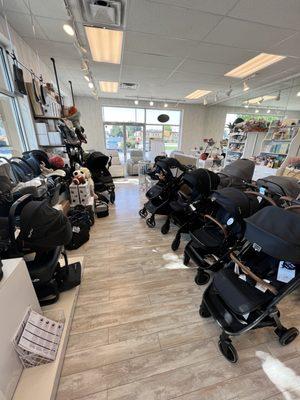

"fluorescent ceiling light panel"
[85, 27, 123, 64]
[243, 95, 278, 105]
[99, 81, 119, 92]
[225, 53, 286, 78]
[185, 89, 211, 99]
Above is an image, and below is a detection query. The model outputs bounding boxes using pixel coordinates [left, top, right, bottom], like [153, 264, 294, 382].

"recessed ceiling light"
[63, 23, 75, 36]
[85, 27, 123, 64]
[149, 100, 154, 106]
[267, 109, 271, 113]
[99, 81, 119, 93]
[88, 82, 94, 89]
[243, 81, 249, 91]
[255, 109, 259, 113]
[185, 89, 211, 100]
[84, 75, 90, 82]
[134, 99, 139, 105]
[297, 91, 300, 97]
[244, 103, 249, 108]
[164, 102, 168, 108]
[225, 53, 286, 78]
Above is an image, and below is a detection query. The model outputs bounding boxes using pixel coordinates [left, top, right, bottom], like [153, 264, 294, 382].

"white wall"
[0, 16, 71, 154]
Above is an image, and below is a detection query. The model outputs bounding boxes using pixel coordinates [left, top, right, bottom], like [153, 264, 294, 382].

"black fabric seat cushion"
[190, 226, 224, 249]
[213, 268, 274, 315]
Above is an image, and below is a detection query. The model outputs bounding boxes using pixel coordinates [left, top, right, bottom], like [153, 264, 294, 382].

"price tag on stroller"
[227, 217, 234, 226]
[189, 203, 196, 212]
[253, 243, 262, 252]
[277, 261, 296, 283]
[259, 187, 266, 195]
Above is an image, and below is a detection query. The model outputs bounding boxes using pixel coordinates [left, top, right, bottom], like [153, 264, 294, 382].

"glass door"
[124, 124, 144, 161]
[104, 123, 125, 162]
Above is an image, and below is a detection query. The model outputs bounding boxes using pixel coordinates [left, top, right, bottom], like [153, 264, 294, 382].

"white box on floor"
[0, 258, 41, 400]
[69, 182, 91, 206]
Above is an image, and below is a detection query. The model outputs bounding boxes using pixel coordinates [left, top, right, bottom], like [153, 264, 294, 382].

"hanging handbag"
[13, 63, 27, 95]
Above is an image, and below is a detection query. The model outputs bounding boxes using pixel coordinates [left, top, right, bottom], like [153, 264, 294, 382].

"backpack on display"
[66, 205, 92, 250]
[95, 199, 109, 218]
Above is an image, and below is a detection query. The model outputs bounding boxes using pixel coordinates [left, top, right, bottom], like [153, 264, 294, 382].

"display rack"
[225, 131, 247, 164]
[258, 120, 300, 168]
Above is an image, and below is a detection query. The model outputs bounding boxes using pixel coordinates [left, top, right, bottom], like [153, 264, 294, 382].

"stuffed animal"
[72, 169, 86, 185]
[80, 167, 98, 199]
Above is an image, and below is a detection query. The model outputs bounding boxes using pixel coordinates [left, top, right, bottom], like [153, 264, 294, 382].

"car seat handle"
[230, 252, 278, 295]
[203, 214, 228, 238]
[244, 190, 277, 206]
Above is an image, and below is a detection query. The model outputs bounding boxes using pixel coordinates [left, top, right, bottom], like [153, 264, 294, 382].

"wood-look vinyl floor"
[57, 178, 300, 400]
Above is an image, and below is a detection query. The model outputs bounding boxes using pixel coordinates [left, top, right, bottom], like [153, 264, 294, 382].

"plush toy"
[72, 169, 86, 185]
[80, 167, 98, 199]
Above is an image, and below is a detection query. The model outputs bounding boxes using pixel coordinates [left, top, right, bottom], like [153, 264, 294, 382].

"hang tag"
[227, 217, 234, 226]
[255, 279, 270, 293]
[234, 262, 239, 274]
[189, 204, 196, 212]
[277, 261, 296, 283]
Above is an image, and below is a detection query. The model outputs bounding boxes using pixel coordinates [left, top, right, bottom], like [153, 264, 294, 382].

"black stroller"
[218, 158, 255, 189]
[5, 194, 79, 306]
[139, 157, 187, 230]
[85, 151, 115, 204]
[184, 187, 260, 285]
[169, 168, 220, 250]
[57, 120, 84, 170]
[256, 175, 300, 205]
[200, 205, 300, 363]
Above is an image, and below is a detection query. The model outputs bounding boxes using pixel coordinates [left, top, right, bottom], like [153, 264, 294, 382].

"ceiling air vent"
[80, 0, 125, 28]
[120, 82, 139, 90]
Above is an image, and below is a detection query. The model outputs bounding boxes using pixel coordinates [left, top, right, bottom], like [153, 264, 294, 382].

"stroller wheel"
[278, 327, 299, 346]
[218, 339, 238, 363]
[110, 191, 115, 204]
[139, 208, 148, 218]
[195, 271, 210, 286]
[161, 220, 170, 235]
[183, 252, 190, 266]
[146, 216, 156, 228]
[199, 303, 211, 318]
[171, 234, 180, 251]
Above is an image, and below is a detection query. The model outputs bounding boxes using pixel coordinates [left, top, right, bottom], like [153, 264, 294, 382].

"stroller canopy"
[221, 159, 255, 182]
[245, 206, 300, 263]
[257, 175, 300, 199]
[18, 200, 72, 249]
[212, 187, 259, 219]
[86, 151, 109, 171]
[183, 168, 220, 198]
[156, 157, 186, 179]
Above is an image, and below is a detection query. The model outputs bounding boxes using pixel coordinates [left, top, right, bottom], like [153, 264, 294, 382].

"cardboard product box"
[37, 134, 49, 146]
[35, 122, 48, 135]
[69, 182, 91, 206]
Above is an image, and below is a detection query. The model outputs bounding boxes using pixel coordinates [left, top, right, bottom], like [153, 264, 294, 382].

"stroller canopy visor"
[86, 151, 109, 171]
[156, 157, 185, 171]
[221, 159, 255, 182]
[257, 175, 300, 199]
[18, 200, 72, 249]
[245, 206, 300, 263]
[212, 187, 259, 219]
[183, 168, 220, 198]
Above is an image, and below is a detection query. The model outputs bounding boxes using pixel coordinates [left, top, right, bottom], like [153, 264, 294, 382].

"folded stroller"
[184, 187, 260, 285]
[218, 159, 255, 189]
[200, 205, 300, 363]
[85, 151, 115, 203]
[6, 194, 79, 306]
[169, 168, 220, 250]
[256, 175, 300, 205]
[139, 157, 187, 230]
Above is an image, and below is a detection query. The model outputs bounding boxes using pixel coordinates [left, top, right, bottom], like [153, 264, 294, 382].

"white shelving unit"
[258, 120, 300, 168]
[225, 131, 247, 165]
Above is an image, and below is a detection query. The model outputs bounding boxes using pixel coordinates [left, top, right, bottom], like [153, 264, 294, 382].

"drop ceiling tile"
[203, 17, 296, 51]
[178, 59, 235, 75]
[122, 51, 182, 70]
[35, 16, 74, 42]
[1, 0, 68, 18]
[124, 31, 197, 58]
[145, 0, 238, 15]
[5, 11, 47, 40]
[121, 65, 170, 82]
[271, 32, 300, 58]
[127, 0, 222, 41]
[24, 38, 79, 59]
[229, 0, 300, 31]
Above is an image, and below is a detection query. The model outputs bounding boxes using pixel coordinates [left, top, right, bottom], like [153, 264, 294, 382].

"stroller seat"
[26, 246, 62, 285]
[214, 268, 274, 315]
[190, 226, 224, 250]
